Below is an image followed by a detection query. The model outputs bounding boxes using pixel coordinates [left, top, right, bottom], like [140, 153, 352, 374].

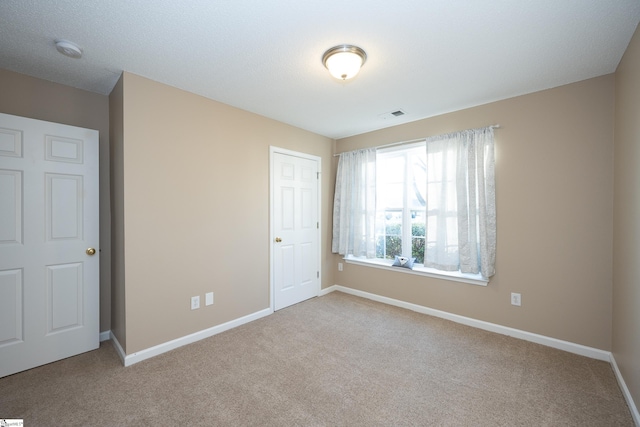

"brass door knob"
[86, 248, 96, 256]
[275, 237, 282, 243]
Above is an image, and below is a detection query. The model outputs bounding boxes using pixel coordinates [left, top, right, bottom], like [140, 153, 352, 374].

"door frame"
[269, 146, 321, 311]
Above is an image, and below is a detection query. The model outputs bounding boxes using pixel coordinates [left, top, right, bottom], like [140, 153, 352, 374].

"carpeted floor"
[0, 291, 633, 426]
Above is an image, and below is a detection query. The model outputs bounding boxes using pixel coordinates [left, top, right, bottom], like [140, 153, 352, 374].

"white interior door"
[0, 113, 99, 378]
[271, 149, 320, 311]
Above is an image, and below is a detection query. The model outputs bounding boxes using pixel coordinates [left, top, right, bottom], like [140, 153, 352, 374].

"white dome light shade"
[322, 45, 367, 80]
[55, 39, 82, 58]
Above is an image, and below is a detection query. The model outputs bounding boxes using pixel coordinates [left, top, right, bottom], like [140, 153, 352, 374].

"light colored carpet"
[0, 291, 633, 426]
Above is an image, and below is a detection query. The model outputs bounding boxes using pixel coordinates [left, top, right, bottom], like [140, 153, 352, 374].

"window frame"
[370, 142, 489, 286]
[375, 143, 427, 263]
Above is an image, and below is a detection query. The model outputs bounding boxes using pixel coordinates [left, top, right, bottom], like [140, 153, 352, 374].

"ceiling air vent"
[378, 109, 408, 120]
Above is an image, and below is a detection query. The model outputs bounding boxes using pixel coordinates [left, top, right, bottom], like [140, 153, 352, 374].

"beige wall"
[334, 75, 614, 351]
[0, 68, 112, 333]
[613, 24, 640, 411]
[114, 72, 334, 354]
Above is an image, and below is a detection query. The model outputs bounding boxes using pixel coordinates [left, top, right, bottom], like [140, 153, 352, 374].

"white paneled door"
[0, 113, 99, 378]
[272, 149, 320, 311]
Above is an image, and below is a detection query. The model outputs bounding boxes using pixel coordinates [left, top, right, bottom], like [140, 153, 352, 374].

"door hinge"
[317, 222, 319, 229]
[317, 271, 320, 278]
[317, 172, 320, 179]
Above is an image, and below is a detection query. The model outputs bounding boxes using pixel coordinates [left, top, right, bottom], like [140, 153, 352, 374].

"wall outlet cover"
[511, 292, 522, 307]
[191, 295, 200, 310]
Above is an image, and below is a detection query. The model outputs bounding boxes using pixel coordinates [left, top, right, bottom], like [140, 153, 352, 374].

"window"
[375, 144, 427, 263]
[332, 126, 496, 283]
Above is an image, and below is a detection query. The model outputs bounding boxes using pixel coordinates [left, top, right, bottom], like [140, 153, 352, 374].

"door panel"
[272, 151, 320, 311]
[0, 268, 22, 346]
[0, 113, 99, 378]
[46, 173, 83, 240]
[0, 170, 22, 244]
[47, 262, 83, 333]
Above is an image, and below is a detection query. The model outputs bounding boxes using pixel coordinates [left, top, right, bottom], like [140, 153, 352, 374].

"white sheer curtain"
[331, 148, 377, 258]
[424, 127, 496, 278]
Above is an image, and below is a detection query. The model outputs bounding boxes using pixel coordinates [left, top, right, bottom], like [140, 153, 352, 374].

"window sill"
[343, 256, 488, 286]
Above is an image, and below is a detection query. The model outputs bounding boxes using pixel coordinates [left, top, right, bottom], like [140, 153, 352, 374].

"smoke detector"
[55, 39, 82, 59]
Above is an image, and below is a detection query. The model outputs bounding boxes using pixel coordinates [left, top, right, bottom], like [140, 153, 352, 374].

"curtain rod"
[333, 124, 500, 157]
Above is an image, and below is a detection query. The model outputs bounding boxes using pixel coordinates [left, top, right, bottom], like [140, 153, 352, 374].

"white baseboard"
[114, 308, 273, 367]
[110, 332, 126, 365]
[99, 330, 111, 342]
[322, 284, 611, 361]
[611, 354, 640, 426]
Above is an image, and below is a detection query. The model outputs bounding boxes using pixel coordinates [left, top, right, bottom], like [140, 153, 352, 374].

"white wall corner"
[610, 354, 640, 426]
[319, 285, 338, 296]
[110, 332, 127, 365]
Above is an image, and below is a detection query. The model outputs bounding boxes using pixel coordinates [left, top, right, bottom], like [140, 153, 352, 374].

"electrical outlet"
[191, 295, 200, 310]
[206, 292, 214, 306]
[338, 262, 343, 272]
[511, 292, 521, 307]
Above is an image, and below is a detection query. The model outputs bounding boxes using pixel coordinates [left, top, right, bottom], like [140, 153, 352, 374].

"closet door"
[271, 149, 320, 311]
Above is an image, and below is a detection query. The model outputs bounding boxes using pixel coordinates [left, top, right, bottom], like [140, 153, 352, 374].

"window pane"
[377, 154, 405, 209]
[412, 237, 425, 263]
[376, 152, 405, 260]
[385, 235, 402, 259]
[376, 145, 426, 262]
[378, 182, 404, 208]
[377, 210, 402, 259]
[411, 210, 425, 263]
[408, 147, 426, 211]
[411, 210, 425, 236]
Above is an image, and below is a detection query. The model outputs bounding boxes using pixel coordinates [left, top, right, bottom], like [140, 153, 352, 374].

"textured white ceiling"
[1, 1, 639, 139]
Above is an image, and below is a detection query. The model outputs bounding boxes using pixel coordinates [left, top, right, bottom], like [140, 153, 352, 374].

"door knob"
[86, 248, 96, 256]
[275, 237, 282, 243]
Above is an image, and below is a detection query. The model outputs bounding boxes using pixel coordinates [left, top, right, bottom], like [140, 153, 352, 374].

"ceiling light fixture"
[322, 44, 367, 80]
[55, 39, 83, 59]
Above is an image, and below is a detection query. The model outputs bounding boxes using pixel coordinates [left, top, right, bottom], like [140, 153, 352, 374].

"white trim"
[99, 330, 111, 342]
[611, 354, 640, 426]
[344, 256, 488, 286]
[318, 286, 335, 297]
[322, 284, 610, 361]
[115, 308, 272, 367]
[269, 146, 322, 311]
[110, 332, 126, 365]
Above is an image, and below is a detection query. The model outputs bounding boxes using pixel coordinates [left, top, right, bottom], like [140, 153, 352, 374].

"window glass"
[376, 145, 426, 263]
